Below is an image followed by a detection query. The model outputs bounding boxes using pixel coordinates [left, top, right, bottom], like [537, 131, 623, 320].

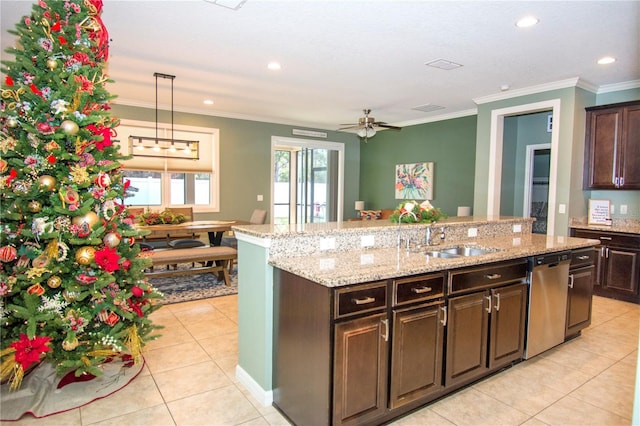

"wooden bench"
[141, 246, 237, 286]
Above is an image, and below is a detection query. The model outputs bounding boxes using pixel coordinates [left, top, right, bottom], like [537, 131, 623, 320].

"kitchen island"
[231, 216, 598, 421]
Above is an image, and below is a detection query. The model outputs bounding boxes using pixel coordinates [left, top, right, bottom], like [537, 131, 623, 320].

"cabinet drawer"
[571, 248, 596, 268]
[449, 260, 527, 295]
[572, 229, 640, 247]
[334, 281, 387, 319]
[393, 273, 444, 307]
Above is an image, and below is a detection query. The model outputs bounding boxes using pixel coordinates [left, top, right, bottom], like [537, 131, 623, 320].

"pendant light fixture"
[128, 72, 200, 160]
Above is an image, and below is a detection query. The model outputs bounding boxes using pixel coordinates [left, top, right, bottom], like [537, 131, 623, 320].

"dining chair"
[166, 207, 207, 249]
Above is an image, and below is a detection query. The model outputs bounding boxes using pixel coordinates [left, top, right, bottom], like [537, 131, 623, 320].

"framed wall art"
[395, 162, 433, 200]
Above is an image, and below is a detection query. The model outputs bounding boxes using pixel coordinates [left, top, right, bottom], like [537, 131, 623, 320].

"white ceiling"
[2, 0, 639, 131]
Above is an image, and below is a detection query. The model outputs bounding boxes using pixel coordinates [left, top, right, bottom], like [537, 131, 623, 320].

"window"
[117, 120, 219, 212]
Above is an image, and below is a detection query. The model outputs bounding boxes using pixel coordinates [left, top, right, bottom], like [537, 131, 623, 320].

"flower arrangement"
[389, 200, 448, 223]
[137, 210, 188, 226]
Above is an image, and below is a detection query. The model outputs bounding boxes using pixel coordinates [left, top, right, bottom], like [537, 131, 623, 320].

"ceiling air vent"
[425, 59, 463, 70]
[412, 104, 445, 113]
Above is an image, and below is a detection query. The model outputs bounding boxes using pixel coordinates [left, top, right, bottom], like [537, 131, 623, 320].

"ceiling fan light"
[357, 127, 376, 138]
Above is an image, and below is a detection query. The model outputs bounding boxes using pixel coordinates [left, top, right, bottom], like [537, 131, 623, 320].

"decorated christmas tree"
[0, 0, 162, 390]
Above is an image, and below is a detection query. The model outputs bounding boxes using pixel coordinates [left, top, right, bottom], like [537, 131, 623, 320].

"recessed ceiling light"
[203, 99, 214, 105]
[597, 56, 616, 65]
[516, 16, 539, 28]
[267, 62, 281, 70]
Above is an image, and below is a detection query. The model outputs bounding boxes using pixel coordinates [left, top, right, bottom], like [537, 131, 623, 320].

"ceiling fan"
[339, 109, 401, 142]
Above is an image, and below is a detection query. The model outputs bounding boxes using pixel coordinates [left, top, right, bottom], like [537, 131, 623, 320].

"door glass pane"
[123, 170, 162, 205]
[273, 150, 291, 224]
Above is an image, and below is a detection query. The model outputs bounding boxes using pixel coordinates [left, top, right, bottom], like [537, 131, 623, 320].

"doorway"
[487, 99, 560, 235]
[524, 145, 551, 234]
[271, 136, 344, 225]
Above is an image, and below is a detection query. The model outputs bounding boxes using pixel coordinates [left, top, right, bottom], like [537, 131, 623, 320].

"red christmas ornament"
[27, 283, 45, 296]
[94, 172, 111, 188]
[0, 245, 18, 262]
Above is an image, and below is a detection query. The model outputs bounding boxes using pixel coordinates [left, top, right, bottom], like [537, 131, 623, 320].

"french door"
[272, 137, 344, 225]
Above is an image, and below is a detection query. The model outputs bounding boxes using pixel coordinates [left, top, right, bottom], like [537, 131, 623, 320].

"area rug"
[147, 264, 238, 304]
[0, 355, 144, 421]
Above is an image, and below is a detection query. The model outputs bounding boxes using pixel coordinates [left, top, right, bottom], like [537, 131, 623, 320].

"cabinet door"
[445, 292, 489, 387]
[621, 105, 640, 188]
[604, 246, 640, 297]
[333, 313, 388, 426]
[586, 108, 620, 189]
[390, 301, 445, 409]
[566, 265, 595, 338]
[489, 283, 527, 369]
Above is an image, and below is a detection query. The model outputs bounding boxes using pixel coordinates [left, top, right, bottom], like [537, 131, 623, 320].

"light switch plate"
[621, 205, 627, 214]
[257, 194, 263, 201]
[558, 204, 566, 214]
[513, 224, 522, 233]
[467, 228, 478, 237]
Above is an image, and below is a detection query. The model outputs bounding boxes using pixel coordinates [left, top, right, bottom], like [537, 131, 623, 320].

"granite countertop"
[269, 234, 599, 287]
[569, 218, 640, 235]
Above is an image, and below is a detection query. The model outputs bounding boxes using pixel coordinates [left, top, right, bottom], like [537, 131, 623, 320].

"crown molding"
[473, 78, 582, 105]
[597, 79, 640, 93]
[393, 108, 478, 127]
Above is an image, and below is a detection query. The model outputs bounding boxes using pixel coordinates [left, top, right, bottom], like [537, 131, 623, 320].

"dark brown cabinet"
[389, 273, 445, 409]
[571, 229, 640, 304]
[584, 101, 640, 189]
[445, 260, 528, 387]
[333, 282, 388, 426]
[566, 248, 596, 338]
[333, 313, 388, 425]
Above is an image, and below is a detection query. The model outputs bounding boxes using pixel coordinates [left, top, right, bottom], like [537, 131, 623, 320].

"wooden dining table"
[137, 220, 248, 246]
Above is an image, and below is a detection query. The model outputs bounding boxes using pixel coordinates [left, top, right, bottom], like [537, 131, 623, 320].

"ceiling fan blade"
[375, 122, 402, 130]
[338, 125, 361, 131]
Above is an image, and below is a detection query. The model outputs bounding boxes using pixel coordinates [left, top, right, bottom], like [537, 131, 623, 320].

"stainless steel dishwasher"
[524, 251, 571, 359]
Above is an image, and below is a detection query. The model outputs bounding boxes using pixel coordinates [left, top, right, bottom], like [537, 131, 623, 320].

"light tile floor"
[3, 295, 638, 426]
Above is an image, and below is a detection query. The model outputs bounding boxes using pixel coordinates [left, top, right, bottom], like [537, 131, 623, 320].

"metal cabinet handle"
[381, 319, 389, 342]
[485, 295, 492, 313]
[440, 306, 447, 326]
[605, 248, 609, 259]
[494, 293, 501, 311]
[352, 296, 375, 305]
[614, 177, 619, 187]
[577, 255, 590, 260]
[569, 274, 574, 289]
[411, 286, 432, 294]
[600, 236, 612, 241]
[485, 273, 502, 280]
[620, 177, 625, 187]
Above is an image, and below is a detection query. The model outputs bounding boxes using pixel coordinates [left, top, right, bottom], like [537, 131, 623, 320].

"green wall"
[111, 104, 361, 221]
[358, 115, 477, 217]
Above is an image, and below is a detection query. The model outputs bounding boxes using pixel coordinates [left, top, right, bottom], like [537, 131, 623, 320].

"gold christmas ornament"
[62, 336, 79, 351]
[62, 289, 79, 302]
[60, 120, 79, 135]
[6, 117, 18, 128]
[102, 232, 121, 248]
[72, 211, 100, 229]
[75, 246, 95, 265]
[46, 58, 58, 70]
[27, 200, 42, 213]
[47, 275, 62, 288]
[38, 175, 57, 191]
[61, 188, 80, 205]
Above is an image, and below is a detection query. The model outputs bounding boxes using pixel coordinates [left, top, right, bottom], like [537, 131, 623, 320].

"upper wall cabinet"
[584, 101, 640, 190]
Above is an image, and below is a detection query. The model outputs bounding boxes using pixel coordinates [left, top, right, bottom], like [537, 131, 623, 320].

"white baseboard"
[235, 365, 273, 407]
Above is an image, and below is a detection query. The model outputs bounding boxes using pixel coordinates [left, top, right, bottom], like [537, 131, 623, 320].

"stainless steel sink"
[425, 251, 461, 259]
[440, 246, 495, 256]
[425, 245, 496, 258]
